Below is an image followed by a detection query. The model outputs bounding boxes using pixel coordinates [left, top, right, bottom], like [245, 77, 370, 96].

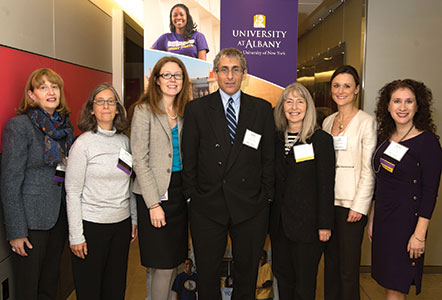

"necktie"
[226, 98, 237, 144]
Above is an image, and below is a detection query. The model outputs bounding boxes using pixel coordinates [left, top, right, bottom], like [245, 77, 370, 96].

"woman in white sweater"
[65, 83, 137, 299]
[322, 65, 376, 300]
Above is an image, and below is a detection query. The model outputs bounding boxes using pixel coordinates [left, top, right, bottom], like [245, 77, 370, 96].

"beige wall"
[299, 0, 442, 267]
[362, 0, 442, 266]
[298, 0, 365, 77]
[0, 0, 112, 72]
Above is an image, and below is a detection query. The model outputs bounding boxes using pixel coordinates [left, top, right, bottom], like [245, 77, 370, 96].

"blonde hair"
[17, 68, 70, 115]
[274, 82, 317, 143]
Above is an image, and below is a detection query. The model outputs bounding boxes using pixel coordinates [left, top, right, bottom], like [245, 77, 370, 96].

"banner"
[221, 0, 298, 87]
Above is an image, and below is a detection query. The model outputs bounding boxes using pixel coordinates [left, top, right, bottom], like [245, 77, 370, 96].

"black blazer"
[182, 90, 275, 225]
[270, 129, 335, 242]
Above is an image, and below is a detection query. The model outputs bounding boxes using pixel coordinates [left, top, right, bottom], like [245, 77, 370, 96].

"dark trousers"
[12, 205, 68, 300]
[189, 206, 268, 300]
[324, 206, 367, 300]
[71, 218, 131, 300]
[271, 224, 323, 300]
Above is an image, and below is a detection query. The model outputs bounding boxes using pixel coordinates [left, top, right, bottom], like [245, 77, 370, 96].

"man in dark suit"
[182, 48, 275, 300]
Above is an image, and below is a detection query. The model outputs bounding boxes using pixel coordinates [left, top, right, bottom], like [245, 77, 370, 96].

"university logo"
[253, 14, 266, 28]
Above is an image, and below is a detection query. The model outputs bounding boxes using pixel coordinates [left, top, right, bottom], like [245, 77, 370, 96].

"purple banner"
[221, 0, 298, 87]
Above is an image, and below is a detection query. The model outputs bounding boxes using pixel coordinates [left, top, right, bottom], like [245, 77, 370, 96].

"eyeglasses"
[216, 67, 244, 76]
[93, 99, 117, 106]
[159, 73, 184, 80]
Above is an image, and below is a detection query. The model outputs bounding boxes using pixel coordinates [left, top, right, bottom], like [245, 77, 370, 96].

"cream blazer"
[130, 103, 183, 208]
[322, 110, 376, 215]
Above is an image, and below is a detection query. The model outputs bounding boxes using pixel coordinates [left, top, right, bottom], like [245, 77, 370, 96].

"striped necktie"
[226, 97, 237, 144]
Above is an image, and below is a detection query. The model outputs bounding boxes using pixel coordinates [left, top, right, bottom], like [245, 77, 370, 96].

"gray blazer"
[1, 115, 63, 240]
[131, 103, 183, 208]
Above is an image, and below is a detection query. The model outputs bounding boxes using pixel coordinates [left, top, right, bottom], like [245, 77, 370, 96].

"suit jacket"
[270, 129, 336, 242]
[182, 90, 275, 225]
[131, 103, 183, 208]
[322, 110, 376, 215]
[1, 115, 64, 240]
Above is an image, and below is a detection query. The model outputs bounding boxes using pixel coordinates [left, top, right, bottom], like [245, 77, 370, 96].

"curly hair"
[169, 3, 197, 41]
[77, 83, 128, 133]
[133, 56, 191, 118]
[375, 79, 437, 141]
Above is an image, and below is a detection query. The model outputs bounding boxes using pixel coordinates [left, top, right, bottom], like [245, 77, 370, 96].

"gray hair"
[213, 48, 247, 72]
[274, 82, 318, 143]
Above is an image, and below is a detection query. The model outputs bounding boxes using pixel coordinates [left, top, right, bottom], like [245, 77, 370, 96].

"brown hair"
[375, 79, 438, 141]
[133, 56, 190, 117]
[77, 83, 128, 133]
[17, 68, 70, 115]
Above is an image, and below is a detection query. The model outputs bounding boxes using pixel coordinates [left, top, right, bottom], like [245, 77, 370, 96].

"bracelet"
[149, 203, 160, 210]
[414, 234, 425, 242]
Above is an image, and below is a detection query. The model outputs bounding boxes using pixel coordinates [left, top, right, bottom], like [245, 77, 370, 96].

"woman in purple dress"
[152, 3, 209, 60]
[369, 79, 442, 299]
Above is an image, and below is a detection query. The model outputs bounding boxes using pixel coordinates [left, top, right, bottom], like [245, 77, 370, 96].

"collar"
[97, 125, 116, 137]
[219, 89, 241, 109]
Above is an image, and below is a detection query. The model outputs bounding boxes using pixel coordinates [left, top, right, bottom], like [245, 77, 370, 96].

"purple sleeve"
[152, 33, 168, 51]
[194, 32, 209, 53]
[171, 273, 179, 292]
[417, 133, 442, 219]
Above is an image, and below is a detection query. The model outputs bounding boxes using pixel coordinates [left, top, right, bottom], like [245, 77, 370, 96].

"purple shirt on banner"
[152, 31, 209, 59]
[220, 0, 298, 87]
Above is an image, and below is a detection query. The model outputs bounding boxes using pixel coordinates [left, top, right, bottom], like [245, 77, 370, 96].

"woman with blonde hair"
[270, 82, 335, 299]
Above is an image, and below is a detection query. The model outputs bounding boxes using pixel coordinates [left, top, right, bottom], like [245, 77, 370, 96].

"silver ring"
[11, 248, 16, 252]
[420, 250, 424, 254]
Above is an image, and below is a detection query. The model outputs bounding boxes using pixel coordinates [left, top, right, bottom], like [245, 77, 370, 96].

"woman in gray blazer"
[1, 68, 74, 299]
[130, 56, 191, 299]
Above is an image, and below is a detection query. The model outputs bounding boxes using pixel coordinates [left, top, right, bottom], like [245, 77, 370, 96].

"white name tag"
[242, 129, 261, 149]
[56, 162, 66, 172]
[160, 191, 169, 201]
[333, 136, 347, 150]
[384, 141, 409, 162]
[117, 148, 133, 175]
[293, 143, 315, 163]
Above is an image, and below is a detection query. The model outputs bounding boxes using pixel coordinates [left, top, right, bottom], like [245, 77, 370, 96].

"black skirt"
[136, 171, 188, 269]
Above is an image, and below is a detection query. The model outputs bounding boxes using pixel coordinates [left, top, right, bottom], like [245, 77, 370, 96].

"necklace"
[166, 109, 177, 120]
[398, 124, 414, 142]
[336, 109, 357, 131]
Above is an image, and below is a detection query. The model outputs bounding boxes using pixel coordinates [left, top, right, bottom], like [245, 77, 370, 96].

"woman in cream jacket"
[130, 56, 191, 300]
[322, 65, 376, 300]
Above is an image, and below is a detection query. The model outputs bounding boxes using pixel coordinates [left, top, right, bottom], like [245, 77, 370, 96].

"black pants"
[189, 206, 268, 300]
[324, 206, 367, 300]
[271, 224, 324, 300]
[12, 204, 68, 300]
[71, 218, 131, 300]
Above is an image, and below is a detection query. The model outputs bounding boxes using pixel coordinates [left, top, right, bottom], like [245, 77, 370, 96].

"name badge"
[293, 143, 315, 163]
[242, 129, 261, 150]
[117, 148, 133, 175]
[380, 157, 396, 173]
[160, 191, 169, 202]
[53, 161, 67, 182]
[384, 141, 409, 162]
[333, 136, 347, 150]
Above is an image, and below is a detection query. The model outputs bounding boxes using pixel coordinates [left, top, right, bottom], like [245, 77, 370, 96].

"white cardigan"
[322, 110, 377, 215]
